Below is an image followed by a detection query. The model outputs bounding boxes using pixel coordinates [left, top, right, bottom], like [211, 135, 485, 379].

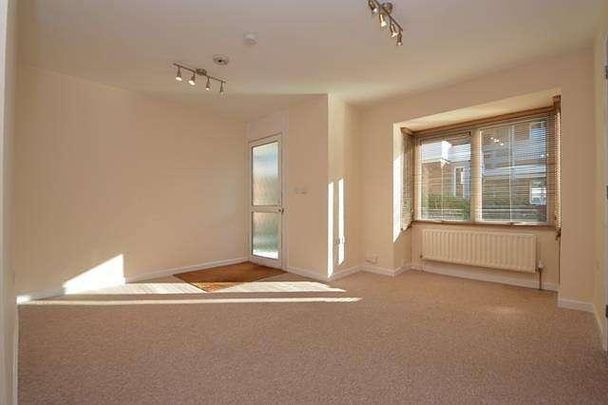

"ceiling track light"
[366, 0, 405, 47]
[172, 63, 227, 95]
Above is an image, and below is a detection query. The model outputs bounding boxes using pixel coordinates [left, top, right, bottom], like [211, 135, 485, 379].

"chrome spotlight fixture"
[379, 12, 388, 28]
[366, 1, 404, 47]
[367, 0, 379, 14]
[172, 63, 227, 95]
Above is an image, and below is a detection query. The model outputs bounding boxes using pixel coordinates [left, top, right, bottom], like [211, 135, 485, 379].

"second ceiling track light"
[367, 0, 404, 46]
[173, 63, 226, 95]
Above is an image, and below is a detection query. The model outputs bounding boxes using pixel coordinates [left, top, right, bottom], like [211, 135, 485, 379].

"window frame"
[407, 102, 560, 229]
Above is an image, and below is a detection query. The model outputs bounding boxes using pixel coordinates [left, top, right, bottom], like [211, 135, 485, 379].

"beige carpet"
[18, 270, 608, 404]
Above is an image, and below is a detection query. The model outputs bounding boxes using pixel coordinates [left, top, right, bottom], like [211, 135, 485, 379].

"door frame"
[248, 134, 284, 269]
[603, 33, 608, 352]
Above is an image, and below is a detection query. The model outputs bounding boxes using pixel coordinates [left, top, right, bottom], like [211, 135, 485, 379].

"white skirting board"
[556, 298, 595, 313]
[415, 261, 603, 320]
[559, 299, 607, 349]
[360, 264, 408, 277]
[412, 262, 559, 292]
[285, 266, 330, 282]
[16, 257, 248, 303]
[287, 264, 409, 282]
[329, 265, 362, 281]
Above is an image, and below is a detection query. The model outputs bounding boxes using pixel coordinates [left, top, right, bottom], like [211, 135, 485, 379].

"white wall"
[328, 96, 361, 275]
[593, 4, 608, 349]
[0, 0, 16, 402]
[247, 96, 331, 279]
[359, 48, 596, 304]
[13, 66, 247, 296]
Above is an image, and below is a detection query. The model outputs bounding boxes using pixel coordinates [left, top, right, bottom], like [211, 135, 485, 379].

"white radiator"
[421, 229, 537, 273]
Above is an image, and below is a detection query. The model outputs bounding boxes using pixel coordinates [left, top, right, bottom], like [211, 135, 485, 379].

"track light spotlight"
[379, 12, 388, 28]
[368, 0, 379, 14]
[205, 77, 211, 91]
[175, 66, 183, 81]
[389, 22, 399, 38]
[396, 32, 403, 46]
[188, 72, 196, 86]
[219, 82, 225, 95]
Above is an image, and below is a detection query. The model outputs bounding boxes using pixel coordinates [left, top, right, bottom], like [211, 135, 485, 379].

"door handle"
[277, 208, 284, 214]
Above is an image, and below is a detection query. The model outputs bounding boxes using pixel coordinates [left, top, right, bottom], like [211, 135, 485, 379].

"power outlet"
[366, 255, 378, 265]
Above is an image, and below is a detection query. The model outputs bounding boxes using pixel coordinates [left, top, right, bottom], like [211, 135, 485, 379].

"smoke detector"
[213, 55, 230, 66]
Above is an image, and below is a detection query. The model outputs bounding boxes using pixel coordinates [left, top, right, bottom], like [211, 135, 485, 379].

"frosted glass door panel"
[252, 212, 280, 259]
[252, 142, 280, 206]
[249, 135, 282, 268]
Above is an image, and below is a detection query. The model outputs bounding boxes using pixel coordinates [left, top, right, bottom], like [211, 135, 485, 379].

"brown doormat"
[175, 262, 285, 292]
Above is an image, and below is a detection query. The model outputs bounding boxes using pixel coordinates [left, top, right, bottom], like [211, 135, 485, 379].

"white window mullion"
[471, 129, 482, 222]
[414, 137, 422, 221]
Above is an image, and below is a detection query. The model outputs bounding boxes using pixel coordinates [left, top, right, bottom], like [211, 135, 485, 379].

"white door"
[249, 135, 283, 268]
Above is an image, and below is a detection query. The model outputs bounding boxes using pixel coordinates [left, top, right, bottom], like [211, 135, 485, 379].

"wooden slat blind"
[402, 132, 414, 230]
[404, 102, 561, 228]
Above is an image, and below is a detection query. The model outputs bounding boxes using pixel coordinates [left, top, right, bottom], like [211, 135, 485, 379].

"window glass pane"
[481, 119, 548, 223]
[252, 212, 279, 259]
[420, 134, 471, 221]
[252, 142, 279, 206]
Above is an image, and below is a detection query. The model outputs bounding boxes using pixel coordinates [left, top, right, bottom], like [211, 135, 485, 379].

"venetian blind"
[402, 133, 414, 229]
[408, 104, 561, 227]
[478, 112, 559, 225]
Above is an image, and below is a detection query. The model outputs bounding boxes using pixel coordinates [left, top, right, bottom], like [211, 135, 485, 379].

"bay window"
[404, 102, 560, 228]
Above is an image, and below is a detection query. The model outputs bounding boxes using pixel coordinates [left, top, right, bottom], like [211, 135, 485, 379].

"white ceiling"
[401, 89, 559, 131]
[18, 0, 606, 120]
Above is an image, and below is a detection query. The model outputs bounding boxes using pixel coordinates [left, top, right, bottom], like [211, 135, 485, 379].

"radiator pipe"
[537, 261, 544, 291]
